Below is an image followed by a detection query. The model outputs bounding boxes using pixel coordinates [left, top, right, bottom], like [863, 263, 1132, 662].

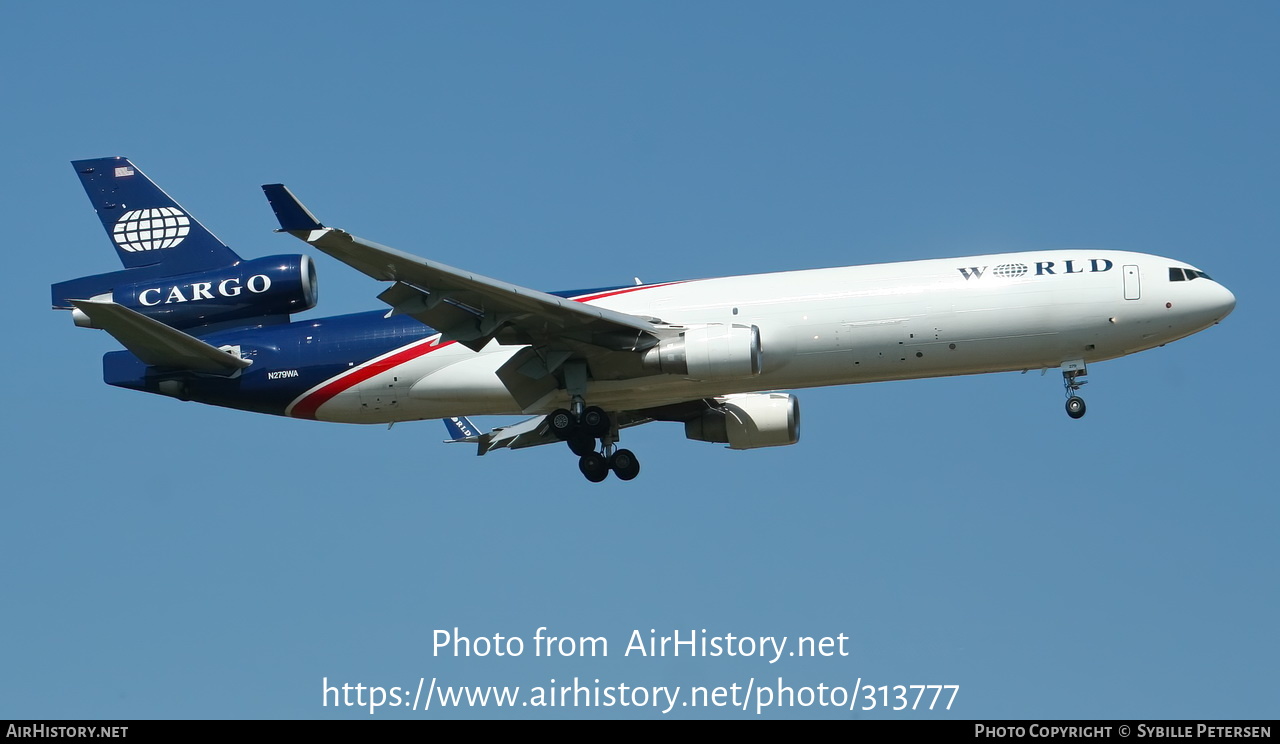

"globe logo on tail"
[113, 207, 191, 252]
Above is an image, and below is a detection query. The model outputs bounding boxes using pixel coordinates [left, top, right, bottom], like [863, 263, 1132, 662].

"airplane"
[53, 156, 1237, 482]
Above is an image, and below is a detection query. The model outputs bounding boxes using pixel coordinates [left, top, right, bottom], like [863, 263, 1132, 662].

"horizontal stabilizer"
[69, 300, 252, 375]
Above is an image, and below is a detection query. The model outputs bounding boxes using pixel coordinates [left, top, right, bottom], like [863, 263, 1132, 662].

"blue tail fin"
[72, 156, 241, 272]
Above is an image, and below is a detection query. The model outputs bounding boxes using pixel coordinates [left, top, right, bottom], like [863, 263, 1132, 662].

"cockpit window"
[1170, 267, 1213, 282]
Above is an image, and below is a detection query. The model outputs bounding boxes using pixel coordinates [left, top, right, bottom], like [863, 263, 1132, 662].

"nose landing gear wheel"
[1061, 361, 1089, 420]
[609, 449, 641, 481]
[579, 452, 609, 483]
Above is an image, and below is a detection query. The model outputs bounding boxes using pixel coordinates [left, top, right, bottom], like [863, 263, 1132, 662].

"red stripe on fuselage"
[570, 281, 686, 303]
[289, 337, 456, 420]
[288, 281, 691, 419]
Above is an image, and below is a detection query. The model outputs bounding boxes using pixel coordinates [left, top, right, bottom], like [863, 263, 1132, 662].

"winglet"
[262, 184, 325, 232]
[442, 416, 481, 441]
[442, 416, 497, 456]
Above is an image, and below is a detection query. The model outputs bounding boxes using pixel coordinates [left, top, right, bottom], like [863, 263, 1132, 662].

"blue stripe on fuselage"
[99, 282, 671, 415]
[547, 285, 630, 299]
[104, 310, 437, 416]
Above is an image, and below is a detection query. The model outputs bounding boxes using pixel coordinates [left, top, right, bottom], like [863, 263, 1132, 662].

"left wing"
[442, 412, 654, 456]
[262, 184, 666, 355]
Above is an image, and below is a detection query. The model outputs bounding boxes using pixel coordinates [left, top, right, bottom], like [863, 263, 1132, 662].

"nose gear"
[1061, 360, 1088, 419]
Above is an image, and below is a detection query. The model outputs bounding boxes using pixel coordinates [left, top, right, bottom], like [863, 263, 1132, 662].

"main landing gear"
[547, 401, 641, 483]
[1062, 361, 1088, 420]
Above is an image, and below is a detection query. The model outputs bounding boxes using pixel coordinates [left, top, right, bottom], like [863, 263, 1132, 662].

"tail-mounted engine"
[684, 392, 800, 449]
[69, 254, 318, 331]
[642, 324, 763, 379]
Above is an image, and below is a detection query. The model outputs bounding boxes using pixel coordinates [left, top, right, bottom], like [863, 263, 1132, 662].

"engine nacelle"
[72, 254, 318, 330]
[684, 393, 800, 450]
[642, 324, 762, 379]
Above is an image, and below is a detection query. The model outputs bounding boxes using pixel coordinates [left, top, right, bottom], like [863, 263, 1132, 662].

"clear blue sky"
[2, 1, 1276, 719]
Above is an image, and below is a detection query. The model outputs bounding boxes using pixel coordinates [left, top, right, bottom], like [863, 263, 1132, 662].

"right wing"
[262, 183, 669, 354]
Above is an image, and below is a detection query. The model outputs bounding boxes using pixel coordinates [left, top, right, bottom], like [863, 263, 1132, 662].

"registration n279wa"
[54, 157, 1236, 482]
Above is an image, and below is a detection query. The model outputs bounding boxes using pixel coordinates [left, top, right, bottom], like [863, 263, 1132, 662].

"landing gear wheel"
[580, 406, 611, 437]
[578, 452, 609, 483]
[567, 433, 596, 457]
[609, 449, 641, 481]
[548, 408, 576, 440]
[1060, 363, 1089, 420]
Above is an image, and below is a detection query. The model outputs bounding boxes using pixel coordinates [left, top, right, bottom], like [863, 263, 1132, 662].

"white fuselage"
[295, 250, 1235, 423]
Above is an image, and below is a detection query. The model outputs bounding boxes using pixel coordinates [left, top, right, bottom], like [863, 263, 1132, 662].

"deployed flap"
[69, 300, 251, 374]
[494, 347, 562, 410]
[262, 184, 662, 352]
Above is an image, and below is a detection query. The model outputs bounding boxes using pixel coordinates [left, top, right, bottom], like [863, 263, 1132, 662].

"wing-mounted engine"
[641, 324, 763, 379]
[684, 392, 799, 449]
[68, 254, 318, 331]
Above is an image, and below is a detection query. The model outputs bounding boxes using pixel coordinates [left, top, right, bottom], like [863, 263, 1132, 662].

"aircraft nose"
[1177, 277, 1236, 329]
[1214, 283, 1236, 320]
